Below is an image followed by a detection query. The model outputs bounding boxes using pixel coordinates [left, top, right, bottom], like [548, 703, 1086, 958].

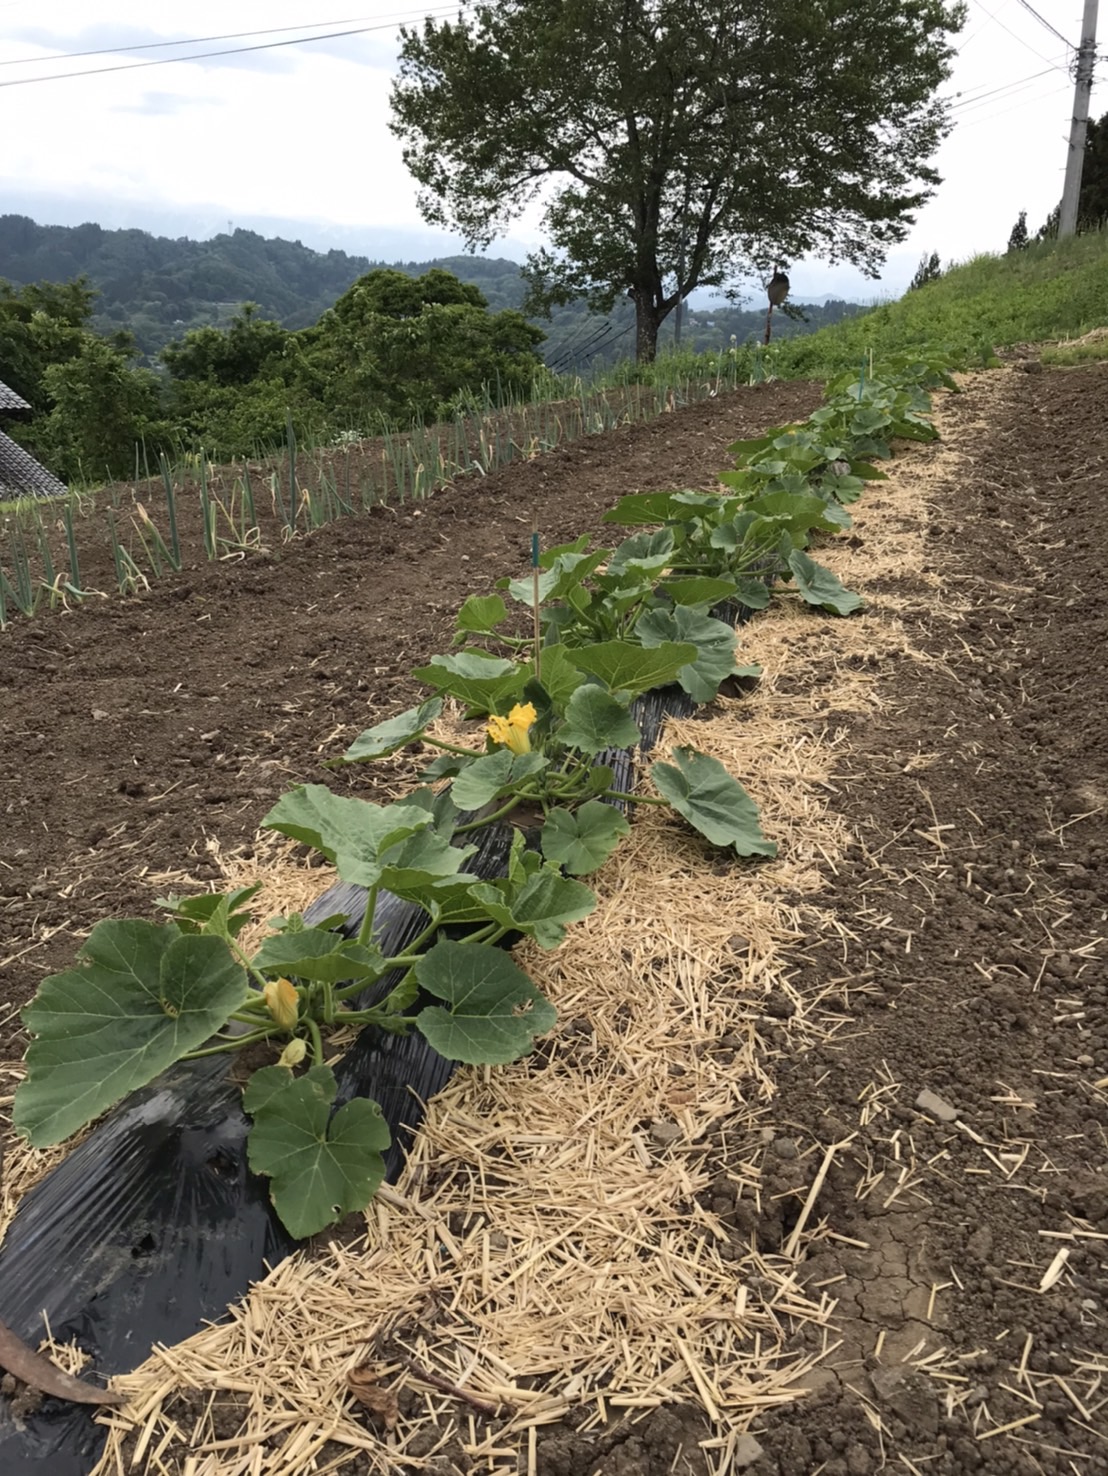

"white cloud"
[0, 0, 1096, 298]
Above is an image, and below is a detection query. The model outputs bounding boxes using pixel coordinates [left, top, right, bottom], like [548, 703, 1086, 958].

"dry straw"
[5, 379, 984, 1474]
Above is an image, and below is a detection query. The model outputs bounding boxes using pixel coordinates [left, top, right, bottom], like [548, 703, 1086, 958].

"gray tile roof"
[0, 430, 67, 499]
[0, 379, 31, 412]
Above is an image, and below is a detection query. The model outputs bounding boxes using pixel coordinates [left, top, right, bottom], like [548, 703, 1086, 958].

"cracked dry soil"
[722, 364, 1108, 1476]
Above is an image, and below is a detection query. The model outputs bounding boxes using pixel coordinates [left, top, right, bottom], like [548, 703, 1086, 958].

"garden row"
[0, 362, 767, 627]
[11, 351, 956, 1242]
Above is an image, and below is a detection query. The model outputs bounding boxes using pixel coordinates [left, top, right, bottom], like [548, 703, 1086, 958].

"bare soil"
[2, 366, 1108, 1475]
[0, 379, 821, 1060]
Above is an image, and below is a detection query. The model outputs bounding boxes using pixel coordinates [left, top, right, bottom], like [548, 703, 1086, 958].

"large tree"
[391, 0, 964, 361]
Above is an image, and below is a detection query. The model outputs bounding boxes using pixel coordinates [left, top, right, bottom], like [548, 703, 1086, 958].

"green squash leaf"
[15, 921, 248, 1147]
[375, 827, 479, 900]
[635, 606, 742, 703]
[244, 1065, 390, 1239]
[413, 651, 527, 712]
[651, 747, 777, 858]
[563, 639, 698, 696]
[155, 883, 262, 940]
[602, 490, 708, 526]
[455, 592, 508, 635]
[747, 490, 843, 539]
[253, 929, 386, 985]
[401, 785, 460, 837]
[541, 801, 630, 876]
[414, 940, 557, 1063]
[848, 460, 888, 482]
[819, 472, 865, 504]
[559, 685, 641, 755]
[450, 749, 549, 810]
[506, 548, 608, 609]
[338, 698, 444, 763]
[659, 575, 738, 609]
[263, 786, 436, 886]
[786, 550, 864, 616]
[421, 753, 468, 782]
[732, 576, 773, 609]
[527, 644, 589, 712]
[608, 527, 675, 573]
[468, 866, 597, 948]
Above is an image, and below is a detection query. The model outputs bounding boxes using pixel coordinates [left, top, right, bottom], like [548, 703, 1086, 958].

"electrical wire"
[0, 8, 453, 66]
[948, 65, 1060, 110]
[965, 0, 1070, 70]
[547, 319, 617, 372]
[954, 79, 1072, 128]
[1013, 0, 1073, 51]
[0, 9, 459, 88]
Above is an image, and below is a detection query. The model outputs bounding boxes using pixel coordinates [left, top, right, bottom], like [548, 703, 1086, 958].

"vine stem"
[228, 936, 278, 995]
[306, 1016, 325, 1067]
[422, 735, 483, 758]
[454, 790, 538, 834]
[357, 882, 379, 947]
[184, 1028, 272, 1059]
[603, 789, 667, 806]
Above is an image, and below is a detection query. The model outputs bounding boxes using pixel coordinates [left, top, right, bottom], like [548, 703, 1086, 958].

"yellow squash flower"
[486, 702, 537, 756]
[277, 1038, 307, 1068]
[263, 977, 299, 1031]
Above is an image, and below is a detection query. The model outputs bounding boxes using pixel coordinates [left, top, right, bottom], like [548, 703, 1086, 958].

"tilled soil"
[2, 365, 1107, 1475]
[734, 365, 1108, 1476]
[0, 380, 821, 1060]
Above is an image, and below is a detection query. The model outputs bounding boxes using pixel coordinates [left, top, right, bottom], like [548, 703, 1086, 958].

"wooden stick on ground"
[0, 1318, 122, 1406]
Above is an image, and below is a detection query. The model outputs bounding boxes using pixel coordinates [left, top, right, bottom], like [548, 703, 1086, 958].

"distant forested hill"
[0, 214, 864, 370]
[0, 215, 526, 357]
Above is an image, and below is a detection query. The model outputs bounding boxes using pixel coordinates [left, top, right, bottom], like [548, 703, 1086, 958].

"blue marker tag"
[531, 531, 540, 568]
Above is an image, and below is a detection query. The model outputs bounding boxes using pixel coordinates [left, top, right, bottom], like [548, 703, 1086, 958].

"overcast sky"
[0, 0, 1096, 301]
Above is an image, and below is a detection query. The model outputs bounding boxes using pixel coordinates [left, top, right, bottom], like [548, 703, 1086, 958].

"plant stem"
[357, 883, 379, 947]
[306, 1015, 325, 1067]
[231, 1006, 271, 1025]
[422, 736, 482, 758]
[183, 1028, 273, 1059]
[228, 938, 279, 996]
[336, 1007, 394, 1027]
[454, 793, 535, 833]
[603, 789, 668, 806]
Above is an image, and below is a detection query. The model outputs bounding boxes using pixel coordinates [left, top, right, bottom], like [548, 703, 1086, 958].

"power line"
[955, 79, 1072, 127]
[1013, 0, 1073, 50]
[0, 14, 384, 66]
[948, 65, 1060, 109]
[0, 9, 458, 88]
[966, 0, 1070, 69]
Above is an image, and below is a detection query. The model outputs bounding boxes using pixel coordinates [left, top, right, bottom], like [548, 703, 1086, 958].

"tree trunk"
[633, 295, 660, 364]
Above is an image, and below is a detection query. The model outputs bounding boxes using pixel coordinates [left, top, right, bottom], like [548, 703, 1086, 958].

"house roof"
[0, 379, 32, 413]
[0, 429, 67, 499]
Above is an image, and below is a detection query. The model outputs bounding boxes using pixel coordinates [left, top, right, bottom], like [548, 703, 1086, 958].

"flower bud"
[277, 1038, 307, 1069]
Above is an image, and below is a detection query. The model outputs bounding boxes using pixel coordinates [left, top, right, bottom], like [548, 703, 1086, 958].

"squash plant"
[337, 632, 777, 877]
[12, 354, 949, 1243]
[12, 786, 590, 1238]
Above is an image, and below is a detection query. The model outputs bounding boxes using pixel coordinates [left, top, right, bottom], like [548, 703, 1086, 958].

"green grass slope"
[769, 228, 1108, 380]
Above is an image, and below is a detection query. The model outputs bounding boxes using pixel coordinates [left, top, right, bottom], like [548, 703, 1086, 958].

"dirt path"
[740, 365, 1108, 1476]
[1, 366, 1106, 1475]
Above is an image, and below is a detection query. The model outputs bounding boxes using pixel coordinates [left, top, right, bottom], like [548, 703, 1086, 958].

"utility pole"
[1059, 0, 1099, 238]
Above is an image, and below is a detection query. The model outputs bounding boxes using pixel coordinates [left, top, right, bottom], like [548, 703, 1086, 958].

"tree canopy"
[391, 0, 964, 361]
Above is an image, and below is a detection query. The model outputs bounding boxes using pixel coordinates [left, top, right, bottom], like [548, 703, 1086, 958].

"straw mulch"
[10, 381, 980, 1475]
